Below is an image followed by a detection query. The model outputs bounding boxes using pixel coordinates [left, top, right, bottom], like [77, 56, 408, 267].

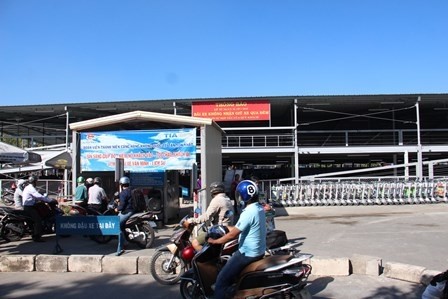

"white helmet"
[17, 179, 27, 190]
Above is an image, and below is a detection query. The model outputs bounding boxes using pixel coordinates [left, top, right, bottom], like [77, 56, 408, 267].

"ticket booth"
[70, 110, 224, 225]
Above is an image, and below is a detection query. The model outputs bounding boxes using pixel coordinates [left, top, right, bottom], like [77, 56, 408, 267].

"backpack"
[131, 188, 147, 212]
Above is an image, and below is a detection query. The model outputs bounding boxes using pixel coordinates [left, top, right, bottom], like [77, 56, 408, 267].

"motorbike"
[179, 230, 313, 299]
[0, 199, 63, 242]
[150, 214, 239, 285]
[1, 186, 16, 206]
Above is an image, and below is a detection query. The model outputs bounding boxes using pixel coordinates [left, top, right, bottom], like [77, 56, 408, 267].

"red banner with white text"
[192, 100, 271, 122]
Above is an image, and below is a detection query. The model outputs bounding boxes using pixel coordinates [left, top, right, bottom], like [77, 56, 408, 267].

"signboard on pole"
[80, 129, 196, 172]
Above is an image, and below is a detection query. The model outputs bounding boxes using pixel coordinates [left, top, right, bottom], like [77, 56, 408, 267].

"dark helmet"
[119, 176, 130, 185]
[208, 225, 228, 240]
[93, 177, 102, 185]
[181, 246, 196, 262]
[210, 181, 225, 196]
[77, 176, 85, 183]
[28, 175, 38, 185]
[235, 180, 259, 203]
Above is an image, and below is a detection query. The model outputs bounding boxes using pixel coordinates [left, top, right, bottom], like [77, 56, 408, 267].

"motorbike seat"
[239, 255, 293, 276]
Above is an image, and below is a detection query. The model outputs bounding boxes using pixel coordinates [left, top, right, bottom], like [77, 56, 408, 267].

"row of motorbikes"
[150, 211, 313, 299]
[0, 192, 160, 250]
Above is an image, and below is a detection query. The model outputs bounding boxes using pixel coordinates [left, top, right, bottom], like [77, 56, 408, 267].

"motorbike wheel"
[180, 279, 205, 299]
[90, 235, 113, 244]
[132, 222, 155, 249]
[150, 250, 186, 285]
[1, 220, 25, 242]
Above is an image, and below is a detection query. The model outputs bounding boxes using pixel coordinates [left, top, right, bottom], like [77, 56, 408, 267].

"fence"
[269, 179, 448, 207]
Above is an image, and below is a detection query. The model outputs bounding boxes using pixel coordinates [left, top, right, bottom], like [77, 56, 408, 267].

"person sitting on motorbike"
[87, 177, 108, 213]
[115, 176, 135, 256]
[22, 175, 55, 242]
[208, 180, 267, 299]
[13, 179, 27, 210]
[184, 181, 234, 252]
[73, 176, 88, 205]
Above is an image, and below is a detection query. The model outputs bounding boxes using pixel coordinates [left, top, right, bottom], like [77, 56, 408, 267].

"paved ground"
[2, 203, 448, 298]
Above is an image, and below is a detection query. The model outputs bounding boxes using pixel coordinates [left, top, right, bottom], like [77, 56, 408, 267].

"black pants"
[23, 206, 43, 239]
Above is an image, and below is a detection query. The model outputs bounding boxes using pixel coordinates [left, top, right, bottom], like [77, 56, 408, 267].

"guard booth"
[69, 111, 224, 225]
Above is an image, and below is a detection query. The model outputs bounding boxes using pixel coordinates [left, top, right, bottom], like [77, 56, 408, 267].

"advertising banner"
[192, 100, 270, 121]
[80, 129, 196, 172]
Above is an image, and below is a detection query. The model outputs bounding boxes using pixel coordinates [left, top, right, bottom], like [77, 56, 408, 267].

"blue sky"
[1, 1, 447, 106]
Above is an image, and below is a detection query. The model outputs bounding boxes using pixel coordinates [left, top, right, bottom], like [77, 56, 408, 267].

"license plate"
[148, 221, 157, 228]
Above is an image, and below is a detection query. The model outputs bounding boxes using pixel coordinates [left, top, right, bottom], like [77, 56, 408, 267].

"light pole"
[416, 96, 423, 179]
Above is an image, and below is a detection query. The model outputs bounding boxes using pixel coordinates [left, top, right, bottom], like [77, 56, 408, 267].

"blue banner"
[79, 129, 196, 172]
[55, 216, 120, 235]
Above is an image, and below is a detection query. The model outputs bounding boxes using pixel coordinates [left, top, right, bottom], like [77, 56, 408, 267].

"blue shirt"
[235, 202, 266, 257]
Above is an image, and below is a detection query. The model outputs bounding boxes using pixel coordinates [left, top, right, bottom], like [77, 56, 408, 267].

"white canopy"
[0, 141, 42, 164]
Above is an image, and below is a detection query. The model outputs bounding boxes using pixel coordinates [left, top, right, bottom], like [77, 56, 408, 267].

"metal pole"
[294, 99, 299, 184]
[416, 97, 423, 179]
[64, 106, 69, 198]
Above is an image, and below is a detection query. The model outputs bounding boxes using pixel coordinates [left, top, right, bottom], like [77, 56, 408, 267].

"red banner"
[191, 100, 271, 122]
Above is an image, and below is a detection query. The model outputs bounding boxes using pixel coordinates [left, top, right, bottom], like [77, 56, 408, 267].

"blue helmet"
[235, 180, 259, 203]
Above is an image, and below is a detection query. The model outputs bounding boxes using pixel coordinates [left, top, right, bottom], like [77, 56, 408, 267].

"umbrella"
[0, 141, 42, 164]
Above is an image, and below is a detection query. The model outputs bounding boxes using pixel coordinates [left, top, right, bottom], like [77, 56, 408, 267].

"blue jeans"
[214, 250, 263, 299]
[117, 211, 133, 252]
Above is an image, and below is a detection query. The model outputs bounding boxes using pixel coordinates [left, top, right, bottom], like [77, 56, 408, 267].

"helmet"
[86, 178, 93, 184]
[210, 181, 225, 196]
[77, 176, 85, 183]
[119, 176, 130, 185]
[181, 246, 196, 262]
[208, 225, 228, 240]
[235, 180, 259, 203]
[28, 175, 38, 185]
[93, 177, 101, 184]
[17, 179, 27, 190]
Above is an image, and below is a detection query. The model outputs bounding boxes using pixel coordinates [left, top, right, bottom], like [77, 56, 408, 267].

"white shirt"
[22, 184, 47, 206]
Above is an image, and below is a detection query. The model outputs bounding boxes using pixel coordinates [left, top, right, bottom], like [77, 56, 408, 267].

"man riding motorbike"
[208, 180, 267, 299]
[22, 175, 55, 242]
[184, 181, 234, 251]
[13, 179, 27, 210]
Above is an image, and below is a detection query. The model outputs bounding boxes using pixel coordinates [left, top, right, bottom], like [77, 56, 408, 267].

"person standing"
[87, 177, 108, 213]
[185, 181, 234, 251]
[230, 173, 241, 217]
[73, 176, 88, 205]
[22, 175, 54, 242]
[13, 179, 27, 210]
[208, 180, 266, 299]
[115, 176, 134, 256]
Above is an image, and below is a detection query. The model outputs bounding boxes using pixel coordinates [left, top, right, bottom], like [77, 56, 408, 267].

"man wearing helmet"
[22, 175, 55, 242]
[13, 179, 27, 209]
[208, 180, 267, 299]
[115, 176, 134, 256]
[87, 177, 108, 213]
[185, 181, 234, 251]
[73, 176, 88, 205]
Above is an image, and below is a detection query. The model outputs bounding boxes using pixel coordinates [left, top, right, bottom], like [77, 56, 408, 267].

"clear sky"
[1, 1, 447, 106]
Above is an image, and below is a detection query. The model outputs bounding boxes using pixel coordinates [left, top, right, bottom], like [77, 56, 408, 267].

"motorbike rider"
[13, 179, 27, 210]
[184, 181, 234, 251]
[22, 175, 55, 242]
[208, 180, 267, 299]
[87, 177, 108, 213]
[73, 176, 88, 205]
[115, 176, 135, 256]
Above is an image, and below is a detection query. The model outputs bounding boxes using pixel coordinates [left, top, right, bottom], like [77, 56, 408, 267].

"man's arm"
[208, 226, 240, 245]
[190, 198, 220, 224]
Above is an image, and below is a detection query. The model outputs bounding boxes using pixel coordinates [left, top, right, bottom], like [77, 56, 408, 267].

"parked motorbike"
[179, 228, 313, 299]
[1, 186, 16, 206]
[69, 198, 157, 248]
[0, 199, 62, 242]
